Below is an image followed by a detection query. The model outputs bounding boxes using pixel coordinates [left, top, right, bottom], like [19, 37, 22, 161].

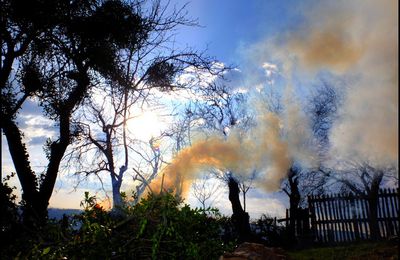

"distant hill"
[48, 208, 82, 220]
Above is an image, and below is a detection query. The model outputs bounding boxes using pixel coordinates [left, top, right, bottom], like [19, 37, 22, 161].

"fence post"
[286, 208, 289, 231]
[308, 196, 317, 242]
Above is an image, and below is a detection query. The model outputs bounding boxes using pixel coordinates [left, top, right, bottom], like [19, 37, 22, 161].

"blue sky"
[174, 0, 306, 64]
[2, 0, 398, 219]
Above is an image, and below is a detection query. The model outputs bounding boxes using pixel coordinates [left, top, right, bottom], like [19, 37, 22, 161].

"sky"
[174, 0, 304, 63]
[2, 0, 398, 219]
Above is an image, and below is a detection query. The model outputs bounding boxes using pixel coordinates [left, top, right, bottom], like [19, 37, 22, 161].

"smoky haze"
[307, 0, 398, 166]
[244, 0, 398, 166]
[148, 112, 293, 197]
[147, 0, 398, 198]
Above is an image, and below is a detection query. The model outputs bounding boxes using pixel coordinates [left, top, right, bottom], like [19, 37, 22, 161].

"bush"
[112, 192, 235, 259]
[4, 191, 235, 259]
[252, 214, 288, 247]
[0, 174, 23, 257]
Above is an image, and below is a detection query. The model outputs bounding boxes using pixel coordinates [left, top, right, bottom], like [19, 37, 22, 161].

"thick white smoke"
[244, 0, 398, 167]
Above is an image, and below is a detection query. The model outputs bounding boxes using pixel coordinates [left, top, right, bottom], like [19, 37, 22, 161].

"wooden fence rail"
[307, 188, 399, 244]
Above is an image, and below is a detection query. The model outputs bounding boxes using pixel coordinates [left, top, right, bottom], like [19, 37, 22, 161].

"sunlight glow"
[127, 110, 166, 141]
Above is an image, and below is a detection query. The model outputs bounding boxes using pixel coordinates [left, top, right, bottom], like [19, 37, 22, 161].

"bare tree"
[236, 170, 257, 212]
[191, 173, 221, 210]
[62, 1, 226, 211]
[227, 173, 251, 242]
[278, 77, 343, 207]
[182, 81, 254, 241]
[64, 87, 137, 210]
[307, 77, 344, 159]
[131, 137, 166, 204]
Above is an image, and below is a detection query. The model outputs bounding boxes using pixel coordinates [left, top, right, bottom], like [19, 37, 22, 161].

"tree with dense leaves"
[2, 0, 211, 224]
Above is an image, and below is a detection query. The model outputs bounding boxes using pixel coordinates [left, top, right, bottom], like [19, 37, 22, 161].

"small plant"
[252, 213, 288, 247]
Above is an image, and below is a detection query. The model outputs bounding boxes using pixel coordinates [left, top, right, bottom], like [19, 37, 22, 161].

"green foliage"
[80, 191, 98, 211]
[1, 191, 235, 259]
[0, 174, 21, 256]
[146, 60, 177, 91]
[113, 192, 235, 259]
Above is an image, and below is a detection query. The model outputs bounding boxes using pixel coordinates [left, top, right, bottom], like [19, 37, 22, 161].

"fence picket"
[313, 197, 322, 242]
[359, 197, 369, 239]
[377, 193, 386, 238]
[382, 189, 392, 236]
[322, 196, 331, 243]
[305, 189, 398, 244]
[345, 195, 353, 241]
[389, 189, 398, 236]
[333, 198, 342, 242]
[339, 196, 350, 242]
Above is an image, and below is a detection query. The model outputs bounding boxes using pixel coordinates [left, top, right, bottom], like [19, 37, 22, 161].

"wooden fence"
[307, 188, 399, 243]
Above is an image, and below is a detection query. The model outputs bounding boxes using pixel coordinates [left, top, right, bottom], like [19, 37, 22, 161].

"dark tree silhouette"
[0, 0, 182, 224]
[228, 175, 251, 242]
[282, 166, 301, 241]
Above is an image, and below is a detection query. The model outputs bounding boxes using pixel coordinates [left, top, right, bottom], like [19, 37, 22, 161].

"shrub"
[7, 191, 235, 259]
[112, 192, 235, 259]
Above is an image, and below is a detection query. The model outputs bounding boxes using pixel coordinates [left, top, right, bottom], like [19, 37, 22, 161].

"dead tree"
[228, 175, 251, 242]
[282, 167, 301, 240]
[192, 174, 221, 210]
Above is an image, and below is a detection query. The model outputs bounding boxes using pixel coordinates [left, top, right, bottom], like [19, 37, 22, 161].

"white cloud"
[18, 114, 56, 145]
[262, 62, 278, 78]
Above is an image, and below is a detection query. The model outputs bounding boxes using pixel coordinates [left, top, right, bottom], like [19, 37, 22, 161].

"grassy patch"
[287, 240, 398, 260]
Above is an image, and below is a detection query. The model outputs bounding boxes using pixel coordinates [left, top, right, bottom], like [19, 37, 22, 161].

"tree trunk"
[367, 172, 383, 240]
[243, 190, 246, 212]
[367, 196, 380, 240]
[2, 71, 89, 226]
[288, 171, 300, 240]
[111, 175, 123, 209]
[228, 176, 251, 242]
[2, 117, 48, 225]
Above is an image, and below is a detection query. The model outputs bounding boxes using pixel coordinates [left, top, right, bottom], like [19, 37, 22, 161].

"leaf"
[42, 247, 51, 255]
[136, 219, 147, 238]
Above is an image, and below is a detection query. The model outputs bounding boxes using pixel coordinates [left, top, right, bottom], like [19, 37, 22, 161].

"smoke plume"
[149, 113, 291, 196]
[246, 0, 398, 166]
[305, 0, 398, 165]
